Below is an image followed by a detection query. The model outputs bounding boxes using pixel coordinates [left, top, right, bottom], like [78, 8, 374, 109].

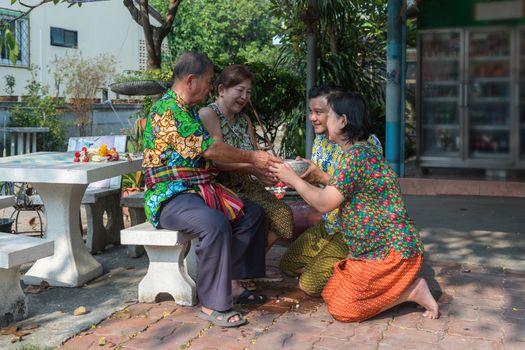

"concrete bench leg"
[84, 194, 123, 253]
[139, 243, 196, 306]
[185, 237, 199, 281]
[0, 266, 27, 327]
[126, 207, 146, 258]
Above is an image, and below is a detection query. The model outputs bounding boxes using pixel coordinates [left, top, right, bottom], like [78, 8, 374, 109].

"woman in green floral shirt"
[271, 92, 439, 322]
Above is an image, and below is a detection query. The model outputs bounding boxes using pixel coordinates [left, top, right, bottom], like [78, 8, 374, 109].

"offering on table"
[73, 144, 120, 163]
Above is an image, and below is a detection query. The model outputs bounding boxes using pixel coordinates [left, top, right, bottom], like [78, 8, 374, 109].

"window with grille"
[0, 8, 29, 67]
[50, 27, 78, 48]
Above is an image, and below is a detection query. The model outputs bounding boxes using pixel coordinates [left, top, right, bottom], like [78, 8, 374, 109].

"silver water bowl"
[285, 159, 309, 176]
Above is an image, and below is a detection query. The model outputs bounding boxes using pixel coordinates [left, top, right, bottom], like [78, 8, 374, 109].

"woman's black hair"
[326, 92, 372, 144]
[308, 83, 346, 99]
[172, 52, 213, 81]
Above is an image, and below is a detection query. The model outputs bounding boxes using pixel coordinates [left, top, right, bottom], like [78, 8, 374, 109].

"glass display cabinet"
[417, 28, 524, 169]
[419, 31, 462, 159]
[520, 29, 525, 164]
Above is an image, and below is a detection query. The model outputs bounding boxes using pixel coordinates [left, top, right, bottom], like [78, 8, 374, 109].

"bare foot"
[201, 307, 241, 323]
[407, 278, 440, 319]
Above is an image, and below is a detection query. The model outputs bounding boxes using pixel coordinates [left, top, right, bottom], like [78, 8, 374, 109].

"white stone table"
[0, 152, 142, 287]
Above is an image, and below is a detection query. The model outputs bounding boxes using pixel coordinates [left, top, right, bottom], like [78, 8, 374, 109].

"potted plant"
[0, 74, 18, 102]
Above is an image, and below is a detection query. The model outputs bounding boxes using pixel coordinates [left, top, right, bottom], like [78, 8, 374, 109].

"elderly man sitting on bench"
[142, 52, 280, 327]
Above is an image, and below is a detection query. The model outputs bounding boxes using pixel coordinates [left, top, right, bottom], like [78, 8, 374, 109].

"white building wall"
[1, 1, 147, 98]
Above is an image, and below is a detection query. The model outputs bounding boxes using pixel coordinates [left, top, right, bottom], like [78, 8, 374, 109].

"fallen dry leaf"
[29, 217, 38, 230]
[0, 325, 17, 335]
[24, 285, 41, 294]
[99, 336, 106, 345]
[73, 306, 88, 316]
[114, 311, 131, 320]
[10, 335, 22, 343]
[14, 331, 31, 337]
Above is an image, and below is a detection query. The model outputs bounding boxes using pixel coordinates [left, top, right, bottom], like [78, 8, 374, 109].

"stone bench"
[0, 195, 16, 233]
[82, 188, 122, 253]
[120, 192, 146, 258]
[68, 136, 127, 254]
[0, 195, 15, 210]
[120, 222, 198, 306]
[0, 233, 54, 327]
[0, 127, 50, 156]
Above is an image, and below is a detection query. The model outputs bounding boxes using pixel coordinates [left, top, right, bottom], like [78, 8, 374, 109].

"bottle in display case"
[420, 31, 461, 156]
[468, 30, 511, 158]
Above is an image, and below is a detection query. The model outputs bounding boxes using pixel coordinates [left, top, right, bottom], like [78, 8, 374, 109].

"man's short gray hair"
[172, 52, 213, 81]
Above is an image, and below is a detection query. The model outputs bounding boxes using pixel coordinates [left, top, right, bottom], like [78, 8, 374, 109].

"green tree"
[164, 0, 281, 67]
[123, 0, 182, 69]
[155, 0, 305, 156]
[9, 67, 67, 151]
[271, 0, 388, 143]
[243, 62, 304, 156]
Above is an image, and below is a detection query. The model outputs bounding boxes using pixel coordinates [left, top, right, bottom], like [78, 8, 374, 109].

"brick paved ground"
[60, 255, 525, 350]
[2, 197, 524, 349]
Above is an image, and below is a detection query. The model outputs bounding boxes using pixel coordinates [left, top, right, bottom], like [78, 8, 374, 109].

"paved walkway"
[0, 194, 524, 349]
[61, 250, 525, 350]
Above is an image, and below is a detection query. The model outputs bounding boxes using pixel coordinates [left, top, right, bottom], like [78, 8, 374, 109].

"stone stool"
[120, 222, 197, 306]
[0, 233, 54, 327]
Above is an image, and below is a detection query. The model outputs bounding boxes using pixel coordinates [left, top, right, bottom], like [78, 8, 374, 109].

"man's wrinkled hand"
[252, 151, 282, 171]
[252, 167, 278, 186]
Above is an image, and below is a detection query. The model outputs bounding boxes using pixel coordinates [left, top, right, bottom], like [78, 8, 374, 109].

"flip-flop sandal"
[248, 267, 284, 283]
[233, 289, 267, 305]
[249, 275, 283, 282]
[239, 280, 257, 291]
[198, 309, 247, 328]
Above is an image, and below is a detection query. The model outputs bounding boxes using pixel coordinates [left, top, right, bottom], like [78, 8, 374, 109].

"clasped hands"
[252, 151, 324, 188]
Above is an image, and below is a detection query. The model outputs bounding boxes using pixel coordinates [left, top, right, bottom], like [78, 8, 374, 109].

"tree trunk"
[146, 46, 161, 70]
[328, 25, 338, 54]
[145, 30, 162, 70]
